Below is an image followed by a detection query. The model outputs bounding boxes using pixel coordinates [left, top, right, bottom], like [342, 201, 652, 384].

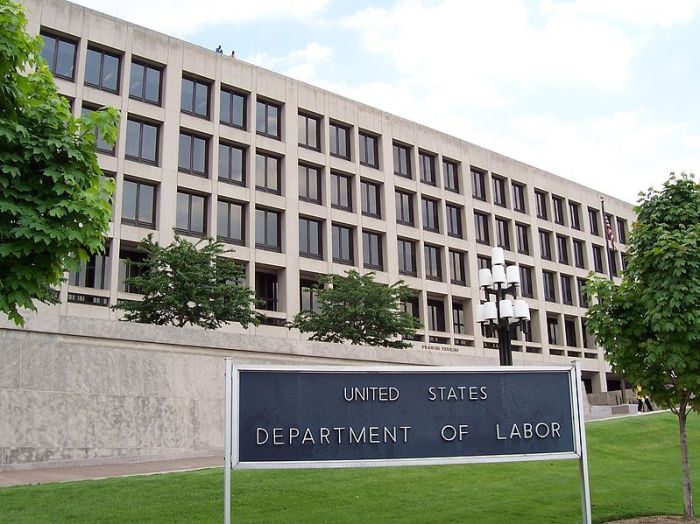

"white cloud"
[246, 43, 333, 83]
[70, 0, 329, 36]
[539, 0, 700, 28]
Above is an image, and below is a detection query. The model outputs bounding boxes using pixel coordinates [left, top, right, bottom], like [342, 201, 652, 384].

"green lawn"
[0, 412, 696, 523]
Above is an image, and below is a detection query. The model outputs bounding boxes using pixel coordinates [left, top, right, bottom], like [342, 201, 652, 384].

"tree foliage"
[112, 235, 262, 330]
[585, 173, 700, 517]
[288, 270, 421, 348]
[0, 0, 119, 325]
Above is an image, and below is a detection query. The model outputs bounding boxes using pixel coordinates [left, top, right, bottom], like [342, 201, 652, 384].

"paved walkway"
[0, 455, 222, 488]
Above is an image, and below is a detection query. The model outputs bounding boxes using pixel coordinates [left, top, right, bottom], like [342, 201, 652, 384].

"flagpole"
[599, 196, 626, 403]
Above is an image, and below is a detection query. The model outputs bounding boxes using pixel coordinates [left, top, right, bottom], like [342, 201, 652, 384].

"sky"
[72, 0, 700, 204]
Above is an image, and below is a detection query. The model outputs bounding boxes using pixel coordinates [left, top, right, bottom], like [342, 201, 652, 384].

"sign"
[224, 363, 590, 524]
[230, 365, 582, 468]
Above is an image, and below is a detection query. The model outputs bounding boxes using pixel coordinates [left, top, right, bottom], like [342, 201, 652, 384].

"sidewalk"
[0, 455, 222, 488]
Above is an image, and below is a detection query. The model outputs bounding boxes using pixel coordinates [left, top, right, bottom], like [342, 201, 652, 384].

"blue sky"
[74, 0, 700, 204]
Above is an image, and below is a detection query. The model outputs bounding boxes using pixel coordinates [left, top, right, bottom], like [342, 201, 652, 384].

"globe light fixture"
[474, 247, 531, 366]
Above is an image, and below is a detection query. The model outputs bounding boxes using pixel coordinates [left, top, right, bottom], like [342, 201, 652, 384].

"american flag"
[604, 214, 616, 252]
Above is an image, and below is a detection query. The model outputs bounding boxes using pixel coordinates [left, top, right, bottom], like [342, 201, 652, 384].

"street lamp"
[474, 247, 530, 366]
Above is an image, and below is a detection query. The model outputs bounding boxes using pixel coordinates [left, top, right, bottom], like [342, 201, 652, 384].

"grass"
[0, 412, 697, 523]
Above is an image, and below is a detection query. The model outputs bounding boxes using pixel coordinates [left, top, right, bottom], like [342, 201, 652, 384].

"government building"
[19, 0, 634, 397]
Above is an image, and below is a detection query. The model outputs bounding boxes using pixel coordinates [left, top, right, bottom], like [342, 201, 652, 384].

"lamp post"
[474, 247, 530, 366]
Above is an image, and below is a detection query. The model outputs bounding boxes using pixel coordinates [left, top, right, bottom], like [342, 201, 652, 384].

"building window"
[255, 152, 281, 194]
[40, 31, 77, 81]
[393, 143, 412, 178]
[118, 248, 145, 293]
[543, 270, 556, 302]
[419, 151, 436, 185]
[578, 278, 588, 308]
[516, 223, 530, 254]
[395, 191, 414, 226]
[256, 208, 281, 252]
[452, 303, 466, 334]
[298, 164, 322, 204]
[398, 239, 417, 276]
[588, 208, 601, 236]
[557, 235, 570, 265]
[121, 179, 156, 228]
[69, 249, 110, 290]
[361, 180, 381, 218]
[474, 212, 490, 245]
[581, 319, 590, 348]
[332, 224, 354, 264]
[219, 142, 246, 186]
[299, 217, 323, 259]
[255, 272, 278, 311]
[520, 266, 534, 298]
[535, 190, 548, 220]
[495, 217, 511, 251]
[561, 275, 573, 305]
[539, 229, 552, 260]
[565, 318, 577, 347]
[617, 218, 627, 244]
[493, 176, 507, 207]
[512, 182, 526, 212]
[424, 244, 442, 281]
[446, 205, 462, 238]
[221, 88, 247, 129]
[300, 279, 320, 312]
[331, 172, 352, 211]
[129, 60, 162, 105]
[329, 121, 351, 160]
[427, 299, 446, 332]
[401, 294, 421, 321]
[178, 131, 208, 177]
[181, 76, 210, 119]
[592, 244, 604, 273]
[573, 239, 585, 269]
[363, 230, 383, 270]
[176, 191, 206, 236]
[85, 46, 120, 93]
[125, 118, 158, 165]
[450, 250, 466, 285]
[552, 196, 565, 225]
[443, 159, 459, 193]
[422, 197, 440, 233]
[217, 200, 244, 245]
[81, 105, 114, 154]
[359, 132, 378, 168]
[610, 251, 619, 277]
[478, 256, 491, 270]
[471, 168, 486, 200]
[256, 99, 281, 139]
[569, 202, 581, 230]
[547, 317, 559, 345]
[298, 112, 320, 150]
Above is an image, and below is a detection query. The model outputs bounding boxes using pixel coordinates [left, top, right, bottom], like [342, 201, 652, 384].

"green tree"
[0, 0, 118, 325]
[585, 173, 700, 518]
[112, 234, 262, 329]
[288, 270, 421, 348]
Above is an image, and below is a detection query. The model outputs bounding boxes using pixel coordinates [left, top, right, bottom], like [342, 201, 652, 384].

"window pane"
[256, 101, 266, 132]
[121, 180, 137, 221]
[218, 144, 230, 180]
[307, 118, 317, 149]
[145, 67, 161, 103]
[56, 39, 75, 78]
[267, 157, 278, 192]
[192, 136, 206, 174]
[267, 105, 278, 136]
[255, 210, 265, 245]
[138, 184, 154, 224]
[40, 34, 56, 68]
[129, 62, 144, 98]
[267, 212, 278, 247]
[179, 134, 190, 171]
[176, 192, 189, 230]
[102, 53, 119, 91]
[194, 83, 208, 117]
[220, 91, 231, 124]
[125, 120, 140, 158]
[85, 49, 101, 86]
[191, 195, 205, 233]
[142, 124, 157, 162]
[217, 201, 228, 238]
[181, 78, 193, 112]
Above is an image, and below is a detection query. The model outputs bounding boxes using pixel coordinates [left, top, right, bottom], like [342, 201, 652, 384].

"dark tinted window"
[130, 60, 162, 105]
[85, 47, 120, 92]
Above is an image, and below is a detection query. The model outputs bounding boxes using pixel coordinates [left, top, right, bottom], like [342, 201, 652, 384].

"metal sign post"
[224, 362, 591, 523]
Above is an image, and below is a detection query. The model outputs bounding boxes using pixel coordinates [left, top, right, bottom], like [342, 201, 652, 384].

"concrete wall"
[0, 314, 488, 468]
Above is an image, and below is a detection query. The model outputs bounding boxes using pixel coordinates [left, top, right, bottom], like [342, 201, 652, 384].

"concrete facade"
[0, 314, 495, 467]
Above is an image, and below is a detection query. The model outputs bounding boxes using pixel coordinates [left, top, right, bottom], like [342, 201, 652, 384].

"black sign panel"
[235, 368, 578, 465]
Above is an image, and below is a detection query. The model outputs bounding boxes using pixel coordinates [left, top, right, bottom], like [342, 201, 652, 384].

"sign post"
[224, 362, 590, 523]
